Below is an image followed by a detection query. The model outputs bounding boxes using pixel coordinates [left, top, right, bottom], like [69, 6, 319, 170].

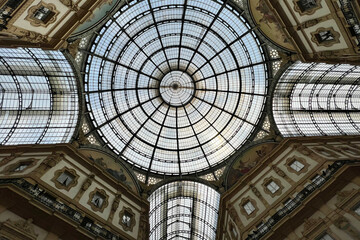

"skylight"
[84, 0, 269, 175]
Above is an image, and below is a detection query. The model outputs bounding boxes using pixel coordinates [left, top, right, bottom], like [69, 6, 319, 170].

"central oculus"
[159, 71, 195, 107]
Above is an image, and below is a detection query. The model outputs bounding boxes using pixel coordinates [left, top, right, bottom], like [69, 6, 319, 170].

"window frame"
[51, 166, 79, 191]
[239, 196, 259, 219]
[262, 177, 284, 197]
[285, 156, 309, 175]
[0, 158, 39, 175]
[293, 0, 321, 15]
[311, 27, 341, 47]
[25, 1, 59, 27]
[119, 207, 136, 232]
[87, 188, 109, 213]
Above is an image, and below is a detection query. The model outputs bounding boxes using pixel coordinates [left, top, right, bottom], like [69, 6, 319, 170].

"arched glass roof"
[148, 181, 220, 240]
[84, 0, 269, 175]
[273, 61, 360, 137]
[0, 48, 79, 145]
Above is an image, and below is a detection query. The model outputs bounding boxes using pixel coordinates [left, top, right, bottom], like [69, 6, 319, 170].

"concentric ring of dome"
[159, 71, 195, 107]
[84, 0, 269, 175]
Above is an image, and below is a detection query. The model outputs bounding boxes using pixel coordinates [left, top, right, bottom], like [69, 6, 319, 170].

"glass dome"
[84, 0, 269, 175]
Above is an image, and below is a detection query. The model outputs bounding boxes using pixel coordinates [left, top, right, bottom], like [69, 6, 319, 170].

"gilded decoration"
[334, 216, 360, 239]
[228, 206, 241, 226]
[338, 146, 360, 157]
[17, 29, 49, 43]
[119, 207, 136, 232]
[25, 2, 59, 27]
[59, 0, 79, 11]
[293, 0, 321, 16]
[0, 153, 23, 167]
[87, 188, 109, 213]
[310, 27, 341, 47]
[51, 166, 79, 191]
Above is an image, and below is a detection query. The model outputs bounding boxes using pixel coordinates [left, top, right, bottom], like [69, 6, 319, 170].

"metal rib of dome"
[84, 0, 268, 175]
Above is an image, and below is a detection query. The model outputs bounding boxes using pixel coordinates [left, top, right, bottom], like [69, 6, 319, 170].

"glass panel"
[290, 160, 305, 172]
[243, 201, 255, 215]
[56, 171, 75, 186]
[353, 203, 360, 216]
[92, 193, 105, 208]
[13, 163, 29, 172]
[317, 233, 335, 240]
[266, 181, 280, 193]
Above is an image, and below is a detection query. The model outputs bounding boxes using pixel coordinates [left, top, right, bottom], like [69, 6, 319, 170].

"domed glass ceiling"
[84, 0, 269, 175]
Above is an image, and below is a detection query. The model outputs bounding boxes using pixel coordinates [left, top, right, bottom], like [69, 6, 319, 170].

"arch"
[148, 180, 220, 240]
[0, 48, 79, 145]
[272, 61, 360, 137]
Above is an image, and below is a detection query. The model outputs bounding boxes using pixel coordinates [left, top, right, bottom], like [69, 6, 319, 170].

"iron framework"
[84, 0, 269, 176]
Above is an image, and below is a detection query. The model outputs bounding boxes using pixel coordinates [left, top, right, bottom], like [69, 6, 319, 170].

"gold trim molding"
[1, 158, 39, 175]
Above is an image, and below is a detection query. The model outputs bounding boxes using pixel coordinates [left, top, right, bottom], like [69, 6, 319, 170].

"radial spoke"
[85, 95, 161, 136]
[183, 1, 227, 72]
[146, 105, 171, 182]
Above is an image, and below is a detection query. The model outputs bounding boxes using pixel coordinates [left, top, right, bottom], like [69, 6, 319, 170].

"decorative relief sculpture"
[334, 216, 360, 239]
[0, 218, 38, 240]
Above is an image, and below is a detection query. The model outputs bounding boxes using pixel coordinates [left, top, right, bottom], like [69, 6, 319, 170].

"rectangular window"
[122, 212, 132, 227]
[353, 203, 360, 216]
[257, 222, 269, 234]
[56, 171, 75, 186]
[317, 233, 335, 240]
[33, 6, 54, 23]
[91, 193, 105, 208]
[243, 201, 255, 215]
[297, 0, 318, 12]
[266, 181, 280, 193]
[316, 31, 335, 43]
[284, 198, 297, 211]
[290, 160, 305, 172]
